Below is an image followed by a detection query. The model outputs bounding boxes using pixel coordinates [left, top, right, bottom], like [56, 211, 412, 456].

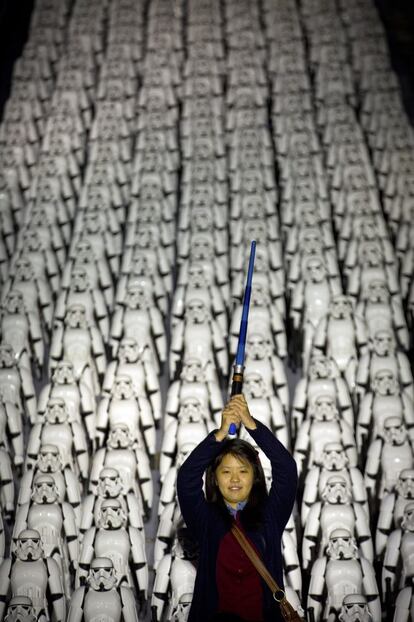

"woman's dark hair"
[205, 438, 268, 530]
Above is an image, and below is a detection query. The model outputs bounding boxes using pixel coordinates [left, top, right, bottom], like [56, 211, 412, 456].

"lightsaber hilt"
[229, 364, 244, 434]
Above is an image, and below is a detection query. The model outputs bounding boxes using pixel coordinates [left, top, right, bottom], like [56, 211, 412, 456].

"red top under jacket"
[216, 514, 264, 621]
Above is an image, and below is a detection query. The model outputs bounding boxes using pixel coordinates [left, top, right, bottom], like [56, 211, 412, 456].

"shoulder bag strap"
[230, 523, 285, 602]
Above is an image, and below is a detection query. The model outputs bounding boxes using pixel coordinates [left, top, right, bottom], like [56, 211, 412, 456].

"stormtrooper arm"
[97, 259, 114, 308]
[212, 319, 229, 379]
[354, 315, 368, 355]
[79, 380, 96, 441]
[364, 439, 382, 499]
[0, 516, 4, 564]
[350, 468, 369, 518]
[354, 504, 374, 562]
[307, 557, 327, 622]
[153, 503, 175, 570]
[135, 449, 153, 516]
[393, 586, 413, 622]
[302, 503, 321, 571]
[208, 380, 224, 420]
[271, 356, 289, 414]
[356, 395, 373, 452]
[25, 424, 42, 470]
[20, 364, 37, 421]
[72, 421, 89, 481]
[301, 468, 320, 526]
[62, 502, 80, 565]
[150, 308, 167, 365]
[158, 470, 177, 516]
[48, 559, 67, 621]
[90, 327, 106, 379]
[169, 321, 184, 381]
[375, 493, 395, 558]
[312, 316, 328, 352]
[129, 526, 148, 599]
[138, 396, 156, 455]
[66, 586, 85, 622]
[269, 396, 289, 448]
[76, 527, 96, 587]
[11, 502, 29, 546]
[270, 307, 287, 359]
[355, 354, 370, 403]
[392, 302, 410, 351]
[110, 308, 124, 356]
[282, 531, 302, 597]
[340, 424, 358, 467]
[382, 529, 401, 599]
[120, 585, 140, 622]
[360, 557, 381, 621]
[95, 398, 110, 448]
[164, 382, 180, 430]
[291, 378, 308, 437]
[37, 279, 53, 333]
[126, 493, 144, 531]
[88, 449, 106, 492]
[79, 495, 95, 537]
[4, 400, 24, 465]
[27, 310, 45, 370]
[49, 325, 64, 367]
[293, 420, 311, 477]
[0, 451, 14, 516]
[398, 353, 414, 402]
[159, 421, 177, 483]
[151, 554, 172, 622]
[92, 289, 109, 343]
[144, 360, 162, 426]
[0, 559, 11, 620]
[171, 285, 185, 323]
[211, 285, 227, 335]
[16, 471, 33, 507]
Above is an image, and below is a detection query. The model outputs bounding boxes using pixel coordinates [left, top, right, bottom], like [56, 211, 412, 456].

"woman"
[176, 393, 298, 622]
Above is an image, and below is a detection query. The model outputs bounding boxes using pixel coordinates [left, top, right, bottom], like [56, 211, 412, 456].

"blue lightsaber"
[229, 240, 256, 435]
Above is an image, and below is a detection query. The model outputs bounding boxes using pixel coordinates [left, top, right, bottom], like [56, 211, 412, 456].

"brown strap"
[231, 524, 285, 601]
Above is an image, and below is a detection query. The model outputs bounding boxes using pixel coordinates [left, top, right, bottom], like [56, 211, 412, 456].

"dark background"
[0, 0, 413, 120]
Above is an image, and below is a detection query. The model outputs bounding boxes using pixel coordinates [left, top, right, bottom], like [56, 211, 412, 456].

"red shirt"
[216, 515, 264, 621]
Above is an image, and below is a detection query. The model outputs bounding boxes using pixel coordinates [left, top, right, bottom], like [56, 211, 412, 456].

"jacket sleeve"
[247, 419, 298, 531]
[176, 431, 225, 540]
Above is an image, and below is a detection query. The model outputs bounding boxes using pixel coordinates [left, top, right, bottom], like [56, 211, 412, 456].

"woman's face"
[215, 453, 254, 508]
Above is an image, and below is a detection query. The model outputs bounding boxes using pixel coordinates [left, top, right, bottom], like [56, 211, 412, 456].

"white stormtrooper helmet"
[98, 467, 124, 498]
[0, 343, 17, 367]
[180, 357, 204, 382]
[52, 360, 75, 384]
[311, 395, 338, 422]
[243, 371, 268, 399]
[382, 416, 407, 446]
[338, 594, 373, 622]
[15, 529, 43, 561]
[112, 375, 134, 400]
[322, 443, 348, 471]
[107, 424, 135, 449]
[327, 528, 358, 560]
[37, 444, 62, 474]
[246, 332, 272, 360]
[65, 304, 87, 328]
[178, 396, 204, 423]
[396, 469, 414, 500]
[98, 498, 127, 530]
[330, 295, 354, 320]
[87, 557, 118, 591]
[322, 475, 352, 505]
[401, 501, 414, 532]
[3, 289, 25, 314]
[45, 398, 69, 424]
[304, 256, 327, 283]
[118, 338, 141, 363]
[372, 369, 398, 396]
[185, 298, 209, 324]
[31, 473, 59, 504]
[372, 330, 395, 356]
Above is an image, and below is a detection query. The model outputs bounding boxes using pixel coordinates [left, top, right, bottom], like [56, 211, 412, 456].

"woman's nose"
[230, 473, 239, 482]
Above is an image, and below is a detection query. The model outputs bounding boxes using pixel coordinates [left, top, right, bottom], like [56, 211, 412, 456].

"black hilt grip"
[230, 373, 243, 396]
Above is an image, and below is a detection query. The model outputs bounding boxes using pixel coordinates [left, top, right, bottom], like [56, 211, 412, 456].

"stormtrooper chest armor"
[64, 328, 91, 372]
[66, 292, 95, 325]
[41, 424, 74, 468]
[124, 309, 150, 335]
[327, 318, 356, 371]
[28, 504, 63, 550]
[369, 354, 398, 384]
[94, 528, 131, 582]
[310, 421, 342, 464]
[84, 588, 122, 622]
[116, 362, 145, 394]
[326, 559, 362, 609]
[1, 315, 29, 355]
[373, 395, 402, 435]
[381, 444, 414, 493]
[321, 505, 355, 543]
[11, 560, 48, 611]
[0, 369, 21, 405]
[104, 450, 138, 494]
[50, 384, 80, 422]
[108, 399, 140, 430]
[304, 281, 331, 327]
[184, 324, 214, 359]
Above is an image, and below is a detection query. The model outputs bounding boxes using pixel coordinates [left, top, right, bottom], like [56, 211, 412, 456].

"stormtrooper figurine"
[364, 416, 414, 501]
[151, 530, 197, 622]
[90, 424, 153, 519]
[355, 328, 414, 405]
[357, 368, 414, 452]
[307, 528, 381, 622]
[12, 473, 79, 592]
[37, 360, 96, 444]
[164, 355, 223, 431]
[68, 557, 139, 622]
[103, 336, 162, 427]
[312, 295, 368, 393]
[327, 593, 374, 622]
[376, 469, 414, 558]
[14, 231, 60, 296]
[0, 529, 66, 622]
[301, 442, 368, 526]
[0, 288, 44, 374]
[292, 353, 354, 438]
[160, 409, 212, 483]
[243, 330, 289, 414]
[18, 444, 82, 525]
[110, 281, 166, 370]
[302, 474, 374, 570]
[49, 303, 106, 395]
[95, 374, 155, 458]
[77, 499, 148, 604]
[54, 266, 110, 343]
[382, 502, 414, 606]
[230, 280, 287, 361]
[290, 254, 342, 370]
[25, 397, 89, 483]
[356, 279, 409, 352]
[294, 394, 358, 478]
[169, 296, 228, 381]
[0, 341, 36, 422]
[80, 467, 144, 536]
